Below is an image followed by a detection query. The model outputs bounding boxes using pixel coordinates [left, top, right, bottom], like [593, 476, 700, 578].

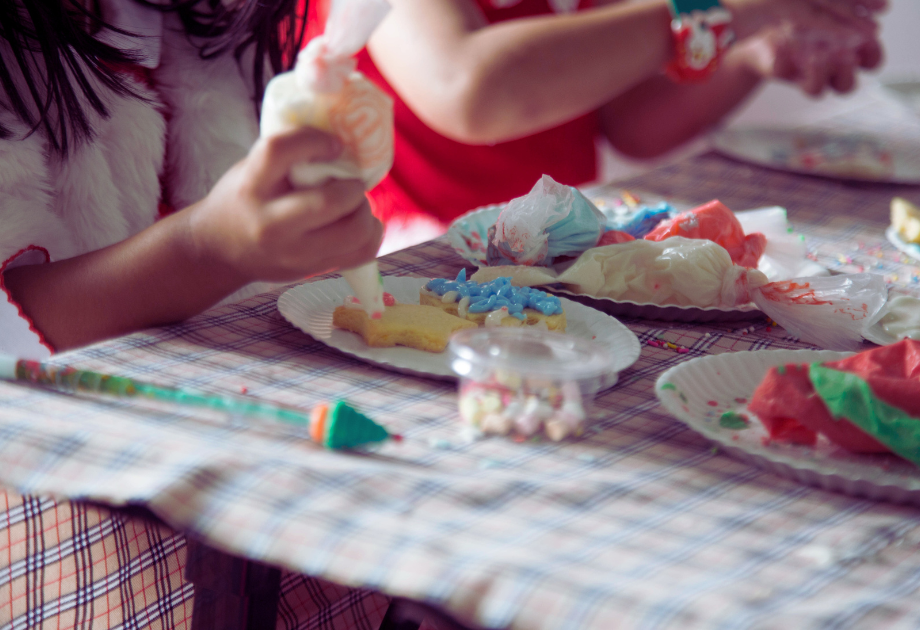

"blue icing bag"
[490, 175, 605, 266]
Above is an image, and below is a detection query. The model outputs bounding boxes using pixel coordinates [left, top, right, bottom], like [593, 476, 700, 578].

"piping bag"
[260, 0, 393, 318]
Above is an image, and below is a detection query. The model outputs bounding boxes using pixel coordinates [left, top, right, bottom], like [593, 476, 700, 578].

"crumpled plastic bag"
[603, 202, 673, 238]
[735, 206, 828, 281]
[644, 200, 766, 268]
[260, 0, 393, 189]
[749, 339, 920, 460]
[488, 175, 606, 267]
[474, 236, 889, 350]
[475, 237, 768, 308]
[751, 273, 889, 351]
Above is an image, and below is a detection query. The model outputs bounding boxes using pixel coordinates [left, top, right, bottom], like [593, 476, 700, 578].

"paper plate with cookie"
[278, 274, 640, 381]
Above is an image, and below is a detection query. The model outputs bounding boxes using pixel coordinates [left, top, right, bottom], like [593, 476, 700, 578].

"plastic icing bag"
[260, 0, 393, 189]
[259, 0, 392, 318]
[477, 237, 766, 309]
[645, 200, 767, 268]
[735, 206, 827, 281]
[489, 175, 605, 266]
[603, 202, 673, 238]
[751, 273, 888, 351]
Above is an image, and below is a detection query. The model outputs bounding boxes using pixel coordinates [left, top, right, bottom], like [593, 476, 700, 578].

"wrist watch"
[665, 0, 735, 83]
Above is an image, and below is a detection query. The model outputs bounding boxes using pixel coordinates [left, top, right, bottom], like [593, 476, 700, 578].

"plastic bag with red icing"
[645, 200, 767, 268]
[749, 339, 920, 461]
[750, 273, 888, 351]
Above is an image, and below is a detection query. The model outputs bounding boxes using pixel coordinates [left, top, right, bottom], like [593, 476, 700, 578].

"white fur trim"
[0, 111, 76, 264]
[155, 13, 261, 210]
[47, 72, 165, 254]
[0, 248, 53, 360]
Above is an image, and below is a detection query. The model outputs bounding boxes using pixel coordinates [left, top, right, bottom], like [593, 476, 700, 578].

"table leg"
[378, 598, 480, 630]
[185, 538, 282, 630]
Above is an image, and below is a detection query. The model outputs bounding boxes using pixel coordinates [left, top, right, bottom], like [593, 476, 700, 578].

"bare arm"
[599, 48, 763, 159]
[367, 0, 884, 146]
[368, 0, 676, 144]
[601, 16, 886, 159]
[4, 128, 382, 351]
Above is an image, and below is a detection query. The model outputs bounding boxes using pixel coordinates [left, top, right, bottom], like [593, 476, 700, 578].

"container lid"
[448, 327, 618, 381]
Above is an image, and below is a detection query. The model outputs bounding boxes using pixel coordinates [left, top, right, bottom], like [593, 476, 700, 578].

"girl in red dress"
[307, 0, 885, 239]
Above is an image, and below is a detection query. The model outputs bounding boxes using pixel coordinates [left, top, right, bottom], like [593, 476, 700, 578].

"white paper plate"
[886, 225, 920, 263]
[714, 127, 920, 184]
[448, 204, 761, 322]
[656, 349, 920, 506]
[278, 276, 641, 381]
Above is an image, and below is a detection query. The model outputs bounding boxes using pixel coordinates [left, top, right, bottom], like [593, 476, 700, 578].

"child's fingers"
[798, 53, 831, 96]
[828, 55, 857, 93]
[266, 178, 368, 231]
[289, 203, 383, 272]
[319, 208, 385, 270]
[808, 0, 884, 31]
[856, 38, 884, 69]
[248, 128, 344, 198]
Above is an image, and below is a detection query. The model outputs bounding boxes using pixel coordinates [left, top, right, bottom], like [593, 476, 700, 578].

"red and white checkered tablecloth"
[3, 154, 920, 630]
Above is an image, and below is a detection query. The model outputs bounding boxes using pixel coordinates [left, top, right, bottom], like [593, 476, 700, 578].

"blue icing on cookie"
[426, 271, 563, 316]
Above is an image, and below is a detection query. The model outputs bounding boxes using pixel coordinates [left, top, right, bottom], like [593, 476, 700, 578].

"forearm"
[600, 49, 763, 159]
[370, 0, 676, 144]
[3, 208, 247, 352]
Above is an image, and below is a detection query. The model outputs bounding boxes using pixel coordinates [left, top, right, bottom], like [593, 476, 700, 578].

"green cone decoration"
[325, 400, 390, 450]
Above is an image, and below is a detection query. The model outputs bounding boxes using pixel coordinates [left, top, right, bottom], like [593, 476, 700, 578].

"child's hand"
[727, 0, 887, 42]
[188, 127, 383, 283]
[732, 21, 883, 96]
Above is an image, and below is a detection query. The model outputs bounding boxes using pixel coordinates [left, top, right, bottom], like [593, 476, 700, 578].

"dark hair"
[0, 0, 306, 155]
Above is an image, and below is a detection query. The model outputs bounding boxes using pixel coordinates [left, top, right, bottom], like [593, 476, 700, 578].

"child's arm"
[367, 0, 883, 147]
[3, 128, 382, 352]
[600, 15, 885, 159]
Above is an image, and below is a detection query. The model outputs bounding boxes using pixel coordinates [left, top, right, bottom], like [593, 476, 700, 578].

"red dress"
[305, 0, 599, 225]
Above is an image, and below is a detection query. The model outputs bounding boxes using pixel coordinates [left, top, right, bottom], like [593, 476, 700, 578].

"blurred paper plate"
[881, 79, 920, 118]
[713, 127, 920, 184]
[656, 349, 920, 506]
[278, 276, 640, 382]
[886, 226, 920, 263]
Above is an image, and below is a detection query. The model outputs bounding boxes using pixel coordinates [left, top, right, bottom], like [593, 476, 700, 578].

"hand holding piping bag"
[260, 0, 393, 318]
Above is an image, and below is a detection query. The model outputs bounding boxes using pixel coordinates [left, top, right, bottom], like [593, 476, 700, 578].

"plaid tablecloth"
[4, 154, 920, 630]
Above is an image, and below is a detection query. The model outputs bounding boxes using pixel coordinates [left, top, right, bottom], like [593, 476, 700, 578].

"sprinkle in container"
[448, 327, 619, 441]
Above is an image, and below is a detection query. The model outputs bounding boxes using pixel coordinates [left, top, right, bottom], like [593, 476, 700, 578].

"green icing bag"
[809, 364, 920, 466]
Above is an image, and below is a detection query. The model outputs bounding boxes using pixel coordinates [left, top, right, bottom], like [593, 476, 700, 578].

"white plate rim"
[655, 349, 920, 502]
[278, 276, 641, 382]
[886, 225, 920, 263]
[713, 127, 920, 184]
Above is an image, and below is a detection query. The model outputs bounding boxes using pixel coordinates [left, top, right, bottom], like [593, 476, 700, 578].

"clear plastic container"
[448, 327, 619, 441]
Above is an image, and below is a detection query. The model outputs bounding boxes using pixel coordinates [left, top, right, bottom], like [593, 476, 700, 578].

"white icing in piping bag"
[259, 0, 392, 318]
[342, 262, 385, 319]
